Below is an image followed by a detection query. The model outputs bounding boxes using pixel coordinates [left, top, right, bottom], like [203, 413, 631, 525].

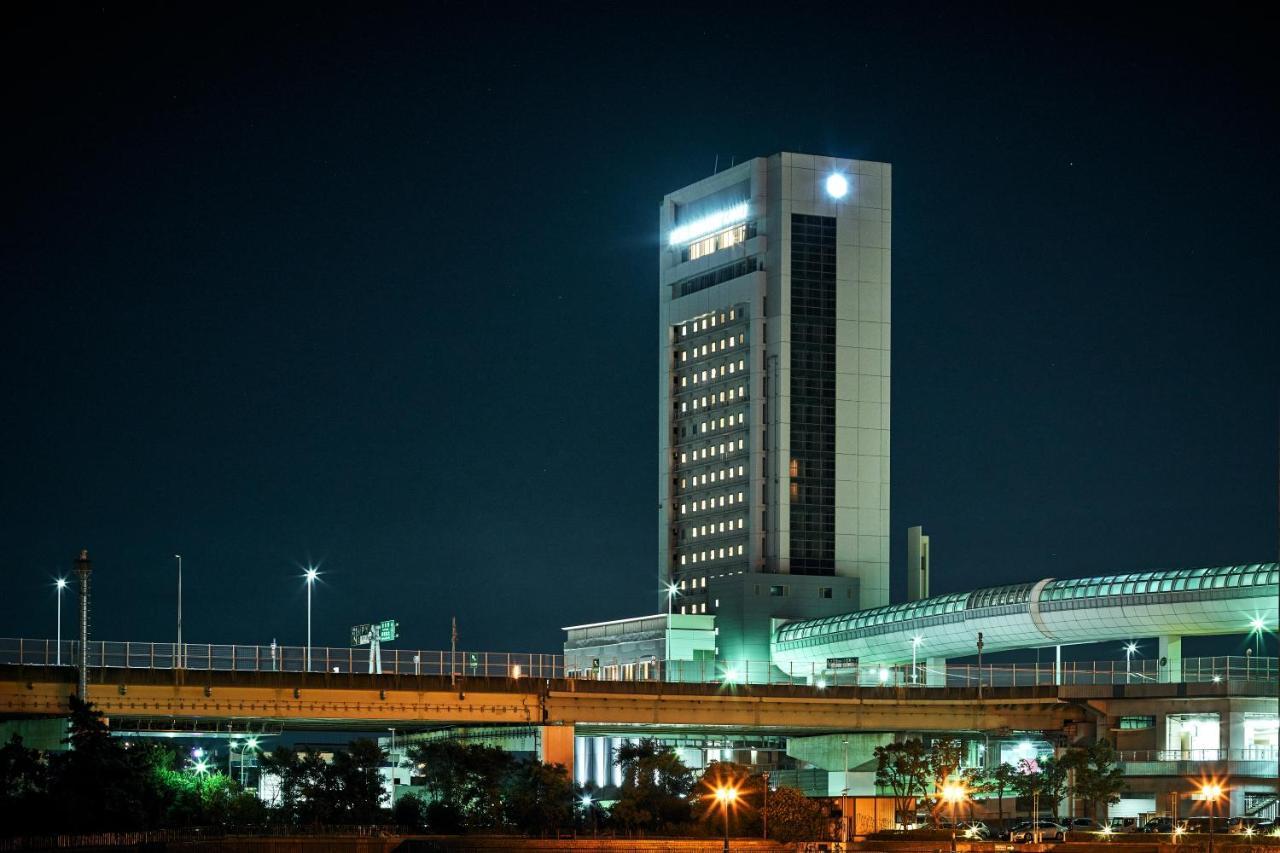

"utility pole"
[976, 632, 984, 699]
[74, 550, 92, 700]
[451, 617, 458, 687]
[762, 771, 769, 840]
[174, 554, 183, 669]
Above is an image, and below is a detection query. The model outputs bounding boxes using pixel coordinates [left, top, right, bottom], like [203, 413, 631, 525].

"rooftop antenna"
[713, 154, 719, 175]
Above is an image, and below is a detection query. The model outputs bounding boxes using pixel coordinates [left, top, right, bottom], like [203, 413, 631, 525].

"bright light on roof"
[1251, 616, 1266, 630]
[669, 203, 749, 247]
[825, 174, 849, 198]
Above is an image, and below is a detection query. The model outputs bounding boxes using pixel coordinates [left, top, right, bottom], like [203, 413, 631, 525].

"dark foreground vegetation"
[0, 699, 825, 842]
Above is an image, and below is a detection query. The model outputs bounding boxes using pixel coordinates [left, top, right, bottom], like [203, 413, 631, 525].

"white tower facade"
[658, 153, 891, 627]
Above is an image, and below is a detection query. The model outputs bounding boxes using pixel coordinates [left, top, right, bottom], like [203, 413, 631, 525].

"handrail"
[1, 638, 1275, 687]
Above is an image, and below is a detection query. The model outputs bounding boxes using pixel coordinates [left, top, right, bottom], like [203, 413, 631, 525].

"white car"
[1011, 820, 1067, 842]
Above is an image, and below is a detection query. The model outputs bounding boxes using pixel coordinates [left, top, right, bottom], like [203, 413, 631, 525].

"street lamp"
[1249, 616, 1267, 656]
[1124, 642, 1139, 683]
[911, 635, 923, 683]
[581, 794, 597, 837]
[666, 582, 679, 616]
[54, 578, 67, 665]
[304, 567, 319, 672]
[941, 782, 967, 853]
[1198, 781, 1224, 853]
[715, 786, 738, 852]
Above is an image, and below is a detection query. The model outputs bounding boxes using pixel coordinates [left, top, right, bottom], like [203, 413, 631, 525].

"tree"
[0, 734, 50, 835]
[612, 738, 693, 835]
[1065, 739, 1126, 820]
[409, 740, 515, 831]
[763, 786, 829, 843]
[503, 760, 573, 836]
[691, 761, 762, 838]
[1013, 756, 1069, 819]
[988, 763, 1020, 827]
[333, 738, 387, 823]
[874, 739, 929, 828]
[392, 792, 426, 828]
[928, 738, 964, 825]
[46, 695, 157, 831]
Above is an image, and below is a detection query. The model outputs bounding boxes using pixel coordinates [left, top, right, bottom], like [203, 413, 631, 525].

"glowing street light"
[1197, 780, 1225, 853]
[878, 667, 890, 684]
[1124, 641, 1139, 683]
[304, 567, 319, 672]
[666, 582, 679, 616]
[1249, 616, 1268, 656]
[941, 782, 967, 853]
[724, 667, 739, 685]
[715, 786, 739, 853]
[54, 578, 67, 665]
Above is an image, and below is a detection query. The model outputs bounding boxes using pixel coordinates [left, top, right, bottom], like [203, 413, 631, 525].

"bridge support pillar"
[539, 724, 575, 770]
[1158, 635, 1182, 683]
[926, 657, 946, 687]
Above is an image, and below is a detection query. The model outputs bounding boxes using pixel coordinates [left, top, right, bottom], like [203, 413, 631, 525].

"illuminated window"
[710, 315, 716, 327]
[701, 370, 707, 381]
[679, 503, 686, 514]
[728, 363, 735, 374]
[728, 494, 734, 505]
[692, 399, 698, 410]
[711, 367, 717, 378]
[680, 402, 687, 413]
[719, 548, 725, 558]
[729, 309, 735, 320]
[701, 345, 707, 355]
[691, 528, 698, 539]
[680, 452, 687, 463]
[738, 385, 744, 396]
[719, 417, 726, 428]
[719, 391, 725, 402]
[719, 495, 725, 506]
[680, 325, 687, 336]
[680, 377, 687, 387]
[737, 545, 744, 555]
[680, 555, 686, 565]
[738, 518, 744, 529]
[710, 446, 717, 456]
[711, 341, 717, 352]
[728, 337, 735, 348]
[738, 439, 744, 449]
[700, 499, 706, 509]
[738, 359, 744, 369]
[738, 491, 744, 501]
[680, 351, 687, 362]
[719, 522, 725, 533]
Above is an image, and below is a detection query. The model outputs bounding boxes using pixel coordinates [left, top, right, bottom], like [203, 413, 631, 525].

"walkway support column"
[539, 724, 575, 770]
[74, 550, 92, 700]
[1158, 636, 1182, 683]
[926, 656, 947, 687]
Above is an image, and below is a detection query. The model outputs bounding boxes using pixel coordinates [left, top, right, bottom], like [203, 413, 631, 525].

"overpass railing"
[571, 654, 1277, 687]
[0, 639, 564, 679]
[1, 639, 1274, 688]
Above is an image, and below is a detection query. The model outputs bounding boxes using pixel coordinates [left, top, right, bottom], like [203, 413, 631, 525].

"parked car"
[1011, 820, 1067, 842]
[1108, 818, 1138, 832]
[1226, 816, 1265, 834]
[1069, 818, 1105, 832]
[1141, 817, 1175, 833]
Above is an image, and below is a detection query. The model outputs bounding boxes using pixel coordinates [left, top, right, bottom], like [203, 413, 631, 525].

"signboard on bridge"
[351, 620, 399, 646]
[827, 657, 859, 670]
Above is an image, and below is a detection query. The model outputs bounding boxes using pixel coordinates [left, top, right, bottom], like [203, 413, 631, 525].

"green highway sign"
[376, 619, 399, 643]
[351, 624, 373, 646]
[352, 620, 399, 646]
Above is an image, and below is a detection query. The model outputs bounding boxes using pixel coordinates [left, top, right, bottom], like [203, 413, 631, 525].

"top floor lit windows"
[687, 223, 747, 262]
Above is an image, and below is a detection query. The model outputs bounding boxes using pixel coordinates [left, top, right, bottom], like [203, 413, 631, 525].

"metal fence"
[1, 638, 1274, 688]
[0, 638, 563, 679]
[1117, 748, 1280, 762]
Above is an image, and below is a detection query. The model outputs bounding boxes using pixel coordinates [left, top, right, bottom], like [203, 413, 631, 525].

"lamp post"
[942, 783, 966, 853]
[842, 737, 850, 841]
[762, 771, 770, 840]
[54, 578, 67, 665]
[174, 554, 183, 668]
[911, 635, 923, 684]
[304, 568, 318, 672]
[715, 786, 738, 853]
[1124, 642, 1138, 684]
[667, 582, 679, 616]
[1199, 782, 1224, 853]
[1249, 617, 1266, 657]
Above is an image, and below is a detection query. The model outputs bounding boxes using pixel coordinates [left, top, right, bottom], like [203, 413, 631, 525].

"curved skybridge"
[772, 562, 1278, 684]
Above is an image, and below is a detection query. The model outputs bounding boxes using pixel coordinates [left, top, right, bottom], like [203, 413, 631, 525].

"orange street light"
[715, 787, 739, 852]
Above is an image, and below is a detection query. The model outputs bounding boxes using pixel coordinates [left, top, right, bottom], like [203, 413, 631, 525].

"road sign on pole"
[377, 620, 399, 643]
[351, 624, 373, 646]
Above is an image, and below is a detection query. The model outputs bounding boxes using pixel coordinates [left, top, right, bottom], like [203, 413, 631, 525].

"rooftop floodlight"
[668, 202, 749, 246]
[825, 173, 849, 198]
[1250, 616, 1266, 631]
[55, 578, 67, 590]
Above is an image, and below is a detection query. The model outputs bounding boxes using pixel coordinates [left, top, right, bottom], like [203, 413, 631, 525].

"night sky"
[2, 5, 1276, 658]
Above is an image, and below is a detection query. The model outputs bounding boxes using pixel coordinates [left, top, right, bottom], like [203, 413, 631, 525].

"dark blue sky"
[2, 5, 1276, 657]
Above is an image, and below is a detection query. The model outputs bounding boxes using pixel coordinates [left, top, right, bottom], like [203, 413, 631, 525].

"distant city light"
[669, 203, 749, 246]
[724, 668, 739, 684]
[877, 667, 890, 683]
[825, 174, 849, 198]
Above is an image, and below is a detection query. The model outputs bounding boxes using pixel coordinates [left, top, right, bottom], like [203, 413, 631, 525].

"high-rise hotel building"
[658, 153, 891, 662]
